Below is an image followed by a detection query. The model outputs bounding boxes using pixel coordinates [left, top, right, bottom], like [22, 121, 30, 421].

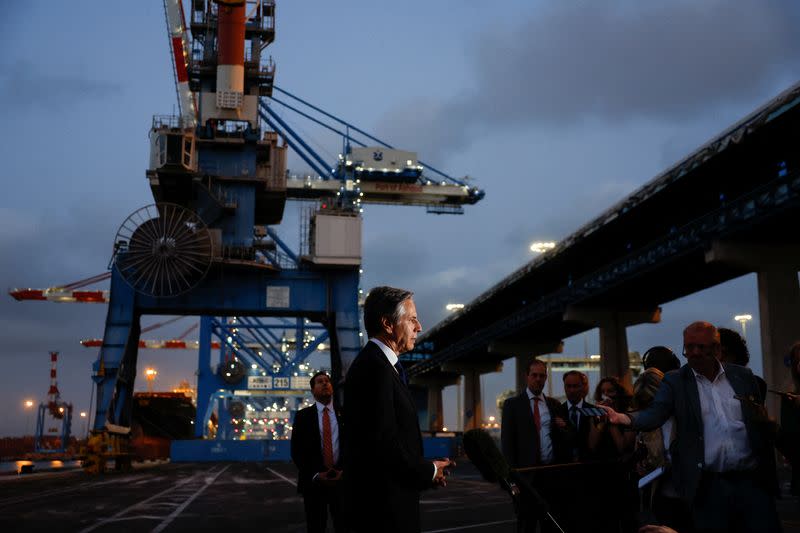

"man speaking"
[344, 286, 452, 533]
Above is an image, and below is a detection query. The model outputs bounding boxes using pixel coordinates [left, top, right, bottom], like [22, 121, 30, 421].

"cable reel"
[113, 204, 212, 297]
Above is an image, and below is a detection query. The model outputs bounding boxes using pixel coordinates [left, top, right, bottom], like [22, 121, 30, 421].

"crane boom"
[164, 0, 197, 126]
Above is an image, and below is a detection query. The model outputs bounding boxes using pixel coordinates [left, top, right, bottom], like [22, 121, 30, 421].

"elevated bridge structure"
[407, 82, 800, 431]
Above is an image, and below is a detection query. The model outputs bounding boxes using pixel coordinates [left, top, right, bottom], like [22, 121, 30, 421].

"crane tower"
[86, 0, 484, 466]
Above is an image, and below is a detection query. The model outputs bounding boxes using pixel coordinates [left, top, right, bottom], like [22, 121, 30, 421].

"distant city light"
[530, 241, 557, 253]
[734, 314, 753, 339]
[24, 400, 34, 408]
[445, 303, 465, 312]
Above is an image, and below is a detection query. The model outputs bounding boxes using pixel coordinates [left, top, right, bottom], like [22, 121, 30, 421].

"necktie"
[322, 407, 334, 469]
[570, 405, 579, 429]
[532, 396, 542, 464]
[394, 362, 408, 386]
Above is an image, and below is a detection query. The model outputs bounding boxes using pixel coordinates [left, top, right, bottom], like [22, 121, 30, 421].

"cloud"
[0, 61, 122, 114]
[375, 0, 800, 159]
[502, 178, 637, 252]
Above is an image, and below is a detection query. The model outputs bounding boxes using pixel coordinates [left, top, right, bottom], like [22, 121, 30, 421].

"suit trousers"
[303, 482, 347, 533]
[692, 472, 781, 533]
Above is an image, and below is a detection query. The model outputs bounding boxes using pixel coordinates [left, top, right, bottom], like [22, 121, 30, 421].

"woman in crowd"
[631, 367, 691, 532]
[718, 327, 767, 399]
[589, 377, 635, 459]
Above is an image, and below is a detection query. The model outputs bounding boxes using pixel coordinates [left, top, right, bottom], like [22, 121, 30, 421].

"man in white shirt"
[600, 321, 780, 533]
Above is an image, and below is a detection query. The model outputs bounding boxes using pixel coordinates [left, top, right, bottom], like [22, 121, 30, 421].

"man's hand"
[314, 468, 342, 486]
[553, 416, 567, 429]
[433, 458, 454, 487]
[597, 404, 631, 426]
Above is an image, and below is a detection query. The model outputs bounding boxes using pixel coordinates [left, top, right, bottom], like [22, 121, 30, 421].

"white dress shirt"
[370, 337, 399, 369]
[691, 365, 756, 472]
[369, 337, 437, 481]
[315, 400, 340, 465]
[526, 388, 554, 464]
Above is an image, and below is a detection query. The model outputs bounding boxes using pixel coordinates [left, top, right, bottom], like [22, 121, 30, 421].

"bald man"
[601, 321, 780, 533]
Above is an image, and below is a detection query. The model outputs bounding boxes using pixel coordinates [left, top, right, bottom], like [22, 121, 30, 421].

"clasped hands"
[314, 468, 342, 486]
[433, 458, 455, 488]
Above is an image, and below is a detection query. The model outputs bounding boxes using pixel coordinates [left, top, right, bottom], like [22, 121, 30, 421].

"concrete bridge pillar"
[442, 361, 503, 431]
[488, 340, 564, 393]
[409, 373, 461, 432]
[564, 306, 661, 389]
[706, 241, 800, 416]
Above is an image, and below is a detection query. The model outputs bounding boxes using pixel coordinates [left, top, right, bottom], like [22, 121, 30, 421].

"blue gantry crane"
[85, 0, 484, 468]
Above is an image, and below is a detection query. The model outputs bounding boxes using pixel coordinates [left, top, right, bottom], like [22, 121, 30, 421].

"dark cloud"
[469, 0, 800, 125]
[375, 0, 800, 160]
[0, 61, 122, 114]
[502, 179, 636, 251]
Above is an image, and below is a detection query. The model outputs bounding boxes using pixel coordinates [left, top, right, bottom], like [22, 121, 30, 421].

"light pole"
[23, 399, 34, 437]
[144, 367, 158, 392]
[734, 314, 752, 339]
[530, 241, 556, 253]
[80, 411, 88, 440]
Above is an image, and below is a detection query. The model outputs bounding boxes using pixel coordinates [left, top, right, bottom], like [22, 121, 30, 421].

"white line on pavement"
[151, 464, 230, 533]
[422, 519, 516, 532]
[266, 467, 297, 487]
[78, 465, 222, 533]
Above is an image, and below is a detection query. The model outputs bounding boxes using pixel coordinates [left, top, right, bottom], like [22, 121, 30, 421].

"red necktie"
[532, 397, 542, 464]
[322, 407, 334, 469]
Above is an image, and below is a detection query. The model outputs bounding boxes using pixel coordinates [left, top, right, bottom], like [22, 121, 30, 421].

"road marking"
[151, 464, 230, 533]
[231, 476, 285, 484]
[78, 465, 224, 533]
[424, 499, 509, 513]
[422, 519, 516, 532]
[266, 467, 297, 487]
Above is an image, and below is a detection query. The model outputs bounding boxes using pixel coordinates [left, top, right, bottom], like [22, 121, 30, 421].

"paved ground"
[0, 461, 796, 532]
[0, 461, 515, 532]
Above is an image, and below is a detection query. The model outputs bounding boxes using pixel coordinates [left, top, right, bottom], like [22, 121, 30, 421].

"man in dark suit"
[343, 286, 452, 533]
[562, 370, 593, 461]
[501, 358, 575, 532]
[502, 358, 574, 468]
[602, 321, 780, 533]
[291, 371, 346, 533]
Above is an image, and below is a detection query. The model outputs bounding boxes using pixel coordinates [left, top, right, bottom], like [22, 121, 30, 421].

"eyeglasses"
[683, 343, 717, 355]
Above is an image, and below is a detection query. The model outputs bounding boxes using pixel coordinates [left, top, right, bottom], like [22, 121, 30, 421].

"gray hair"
[363, 286, 413, 338]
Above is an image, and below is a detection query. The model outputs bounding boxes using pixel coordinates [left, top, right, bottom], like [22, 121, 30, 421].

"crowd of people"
[289, 284, 800, 533]
[501, 321, 800, 533]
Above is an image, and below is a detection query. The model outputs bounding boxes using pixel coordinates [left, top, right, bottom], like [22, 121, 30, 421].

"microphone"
[462, 428, 510, 485]
[463, 429, 565, 533]
[768, 389, 797, 400]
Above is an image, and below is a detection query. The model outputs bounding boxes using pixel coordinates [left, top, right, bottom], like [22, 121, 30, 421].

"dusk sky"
[1, 0, 799, 437]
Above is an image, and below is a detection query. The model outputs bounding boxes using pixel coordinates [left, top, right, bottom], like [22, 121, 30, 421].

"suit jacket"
[501, 391, 575, 468]
[291, 403, 344, 494]
[343, 341, 433, 533]
[629, 363, 777, 503]
[562, 399, 595, 461]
